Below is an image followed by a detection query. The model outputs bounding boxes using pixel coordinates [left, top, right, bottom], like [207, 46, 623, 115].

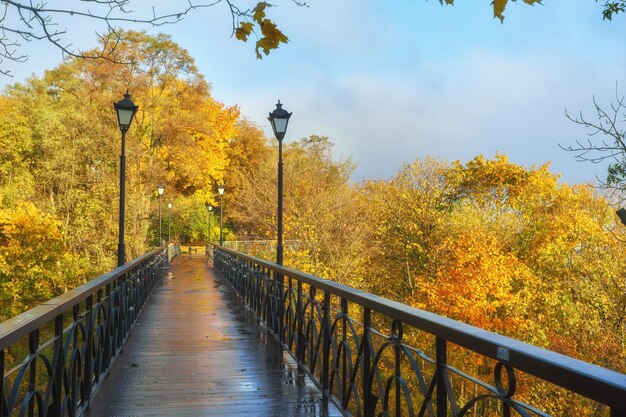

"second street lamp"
[114, 92, 139, 267]
[157, 184, 165, 245]
[206, 203, 214, 242]
[268, 100, 292, 266]
[217, 185, 225, 246]
[167, 201, 173, 243]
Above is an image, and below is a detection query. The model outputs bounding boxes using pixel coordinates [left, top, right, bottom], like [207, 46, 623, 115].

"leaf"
[252, 2, 271, 23]
[255, 19, 289, 59]
[235, 22, 254, 42]
[493, 0, 509, 22]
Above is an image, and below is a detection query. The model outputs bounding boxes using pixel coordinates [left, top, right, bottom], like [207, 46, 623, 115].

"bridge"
[0, 245, 625, 417]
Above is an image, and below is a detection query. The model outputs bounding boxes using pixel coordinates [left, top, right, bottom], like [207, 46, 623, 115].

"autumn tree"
[0, 30, 241, 265]
[0, 203, 90, 321]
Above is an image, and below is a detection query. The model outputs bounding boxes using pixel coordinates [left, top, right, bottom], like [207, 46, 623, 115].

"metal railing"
[0, 247, 168, 417]
[208, 244, 626, 417]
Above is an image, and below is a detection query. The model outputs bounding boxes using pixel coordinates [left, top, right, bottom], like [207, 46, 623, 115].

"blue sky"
[1, 1, 625, 184]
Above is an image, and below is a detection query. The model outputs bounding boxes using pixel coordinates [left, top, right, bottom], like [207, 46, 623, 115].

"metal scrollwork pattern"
[0, 248, 167, 417]
[212, 245, 626, 417]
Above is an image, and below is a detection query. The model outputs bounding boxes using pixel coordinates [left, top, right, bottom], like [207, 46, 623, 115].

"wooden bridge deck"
[84, 256, 342, 417]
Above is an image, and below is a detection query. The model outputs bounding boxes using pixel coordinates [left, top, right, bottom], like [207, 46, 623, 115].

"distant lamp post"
[167, 201, 173, 243]
[206, 203, 214, 242]
[217, 185, 225, 246]
[617, 208, 626, 227]
[114, 92, 139, 267]
[157, 184, 165, 245]
[268, 100, 292, 266]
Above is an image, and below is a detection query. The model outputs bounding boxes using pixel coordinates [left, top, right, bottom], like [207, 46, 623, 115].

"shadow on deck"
[84, 257, 342, 417]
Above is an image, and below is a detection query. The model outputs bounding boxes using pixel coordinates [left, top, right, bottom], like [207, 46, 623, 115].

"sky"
[1, 0, 625, 184]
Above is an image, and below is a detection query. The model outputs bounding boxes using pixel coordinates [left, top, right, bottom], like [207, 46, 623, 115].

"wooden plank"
[84, 257, 343, 417]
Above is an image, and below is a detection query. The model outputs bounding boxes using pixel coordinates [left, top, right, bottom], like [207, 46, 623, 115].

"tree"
[0, 203, 90, 321]
[0, 30, 241, 265]
[0, 0, 294, 76]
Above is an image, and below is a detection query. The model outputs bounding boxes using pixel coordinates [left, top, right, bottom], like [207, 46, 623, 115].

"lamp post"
[268, 100, 292, 266]
[206, 203, 213, 242]
[217, 185, 225, 246]
[157, 184, 165, 245]
[617, 208, 626, 227]
[167, 201, 173, 243]
[114, 92, 138, 267]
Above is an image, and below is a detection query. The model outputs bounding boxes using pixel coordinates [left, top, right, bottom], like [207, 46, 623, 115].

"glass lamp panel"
[273, 117, 288, 135]
[117, 108, 134, 128]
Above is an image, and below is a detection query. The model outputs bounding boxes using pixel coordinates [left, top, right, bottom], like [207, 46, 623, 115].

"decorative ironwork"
[210, 244, 626, 417]
[0, 247, 167, 417]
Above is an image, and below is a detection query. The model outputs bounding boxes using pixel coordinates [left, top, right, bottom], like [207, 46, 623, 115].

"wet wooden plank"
[84, 257, 343, 417]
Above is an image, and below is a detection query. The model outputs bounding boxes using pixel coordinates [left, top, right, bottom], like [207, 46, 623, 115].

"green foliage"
[599, 0, 626, 19]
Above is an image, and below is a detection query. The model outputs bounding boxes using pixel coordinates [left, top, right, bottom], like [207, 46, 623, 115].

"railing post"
[363, 308, 372, 417]
[296, 280, 304, 365]
[436, 337, 448, 417]
[83, 295, 94, 407]
[28, 330, 38, 417]
[341, 298, 348, 405]
[276, 273, 285, 344]
[322, 291, 331, 399]
[0, 348, 4, 417]
[49, 314, 64, 417]
[309, 286, 317, 367]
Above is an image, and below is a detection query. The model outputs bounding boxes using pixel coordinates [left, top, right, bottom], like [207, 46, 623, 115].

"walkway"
[84, 256, 342, 417]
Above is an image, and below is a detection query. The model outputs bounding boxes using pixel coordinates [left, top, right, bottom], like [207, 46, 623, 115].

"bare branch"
[561, 86, 626, 192]
[0, 0, 300, 76]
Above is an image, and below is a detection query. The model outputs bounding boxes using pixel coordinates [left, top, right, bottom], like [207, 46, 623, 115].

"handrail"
[0, 246, 164, 347]
[211, 243, 626, 416]
[0, 246, 168, 417]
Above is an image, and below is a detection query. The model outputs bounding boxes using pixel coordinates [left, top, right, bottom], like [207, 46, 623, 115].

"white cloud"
[229, 48, 625, 185]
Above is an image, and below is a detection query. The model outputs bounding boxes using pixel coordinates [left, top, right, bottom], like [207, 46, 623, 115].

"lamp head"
[114, 92, 138, 132]
[268, 100, 292, 141]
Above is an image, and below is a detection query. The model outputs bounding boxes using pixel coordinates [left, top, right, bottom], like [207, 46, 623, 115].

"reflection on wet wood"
[84, 257, 342, 417]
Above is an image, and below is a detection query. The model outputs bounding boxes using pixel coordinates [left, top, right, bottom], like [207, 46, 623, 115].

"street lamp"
[167, 201, 173, 243]
[114, 92, 139, 266]
[206, 203, 214, 242]
[157, 184, 165, 245]
[217, 185, 225, 246]
[268, 100, 292, 266]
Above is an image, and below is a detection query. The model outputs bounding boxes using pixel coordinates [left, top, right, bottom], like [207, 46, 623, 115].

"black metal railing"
[208, 244, 626, 417]
[0, 247, 168, 417]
